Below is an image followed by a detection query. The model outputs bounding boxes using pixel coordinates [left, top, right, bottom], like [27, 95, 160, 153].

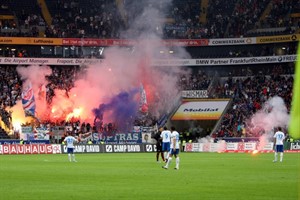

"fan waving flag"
[139, 84, 148, 113]
[22, 81, 36, 117]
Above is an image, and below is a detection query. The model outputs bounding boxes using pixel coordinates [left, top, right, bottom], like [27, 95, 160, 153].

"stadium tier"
[0, 0, 299, 145]
[1, 2, 299, 200]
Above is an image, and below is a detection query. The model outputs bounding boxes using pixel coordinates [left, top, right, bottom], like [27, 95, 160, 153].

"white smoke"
[247, 96, 290, 149]
[197, 135, 213, 143]
[248, 96, 289, 135]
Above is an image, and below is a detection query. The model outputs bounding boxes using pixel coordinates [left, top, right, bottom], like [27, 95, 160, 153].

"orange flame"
[66, 107, 83, 122]
[252, 150, 259, 155]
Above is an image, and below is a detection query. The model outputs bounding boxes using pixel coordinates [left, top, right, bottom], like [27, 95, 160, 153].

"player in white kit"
[63, 133, 78, 162]
[162, 126, 180, 170]
[273, 127, 285, 162]
[160, 126, 171, 162]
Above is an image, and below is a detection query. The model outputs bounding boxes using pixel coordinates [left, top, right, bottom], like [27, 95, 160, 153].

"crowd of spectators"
[161, 0, 204, 39]
[226, 0, 269, 37]
[0, 66, 22, 108]
[45, 0, 124, 38]
[262, 0, 298, 29]
[163, 0, 298, 39]
[0, 0, 44, 37]
[186, 42, 297, 59]
[213, 63, 294, 138]
[0, 19, 17, 29]
[0, 66, 21, 138]
[0, 48, 29, 58]
[0, 64, 161, 139]
[246, 0, 299, 37]
[1, 0, 298, 39]
[0, 61, 296, 141]
[1, 40, 297, 60]
[0, 65, 79, 138]
[204, 0, 236, 39]
[179, 69, 211, 90]
[0, 0, 298, 140]
[45, 66, 79, 104]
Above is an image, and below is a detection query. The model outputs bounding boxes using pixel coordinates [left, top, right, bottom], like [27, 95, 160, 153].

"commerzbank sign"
[208, 37, 255, 45]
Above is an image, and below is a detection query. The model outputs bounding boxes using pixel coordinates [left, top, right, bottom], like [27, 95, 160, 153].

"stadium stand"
[246, 0, 299, 36]
[227, 0, 270, 37]
[0, 0, 298, 38]
[0, 66, 22, 107]
[213, 63, 294, 138]
[44, 0, 124, 38]
[0, 0, 44, 37]
[0, 0, 298, 141]
[205, 0, 237, 38]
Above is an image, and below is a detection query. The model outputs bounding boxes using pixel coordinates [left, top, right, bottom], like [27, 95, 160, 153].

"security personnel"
[88, 140, 93, 145]
[186, 131, 190, 141]
[182, 140, 186, 152]
[179, 132, 183, 141]
[20, 139, 24, 145]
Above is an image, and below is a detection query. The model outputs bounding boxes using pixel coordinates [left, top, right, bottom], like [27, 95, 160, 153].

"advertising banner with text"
[1, 55, 297, 66]
[208, 37, 256, 46]
[0, 57, 104, 65]
[0, 37, 62, 45]
[0, 144, 155, 154]
[185, 142, 300, 153]
[171, 99, 230, 120]
[62, 38, 209, 46]
[153, 55, 297, 66]
[256, 34, 299, 44]
[181, 90, 208, 98]
[0, 144, 61, 155]
[0, 34, 298, 46]
[1, 143, 299, 155]
[90, 132, 142, 144]
[0, 140, 49, 145]
[290, 142, 300, 150]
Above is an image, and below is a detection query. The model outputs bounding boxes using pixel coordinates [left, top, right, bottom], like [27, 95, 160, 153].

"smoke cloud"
[247, 96, 290, 135]
[246, 96, 290, 149]
[93, 89, 139, 132]
[11, 1, 191, 132]
[16, 65, 52, 85]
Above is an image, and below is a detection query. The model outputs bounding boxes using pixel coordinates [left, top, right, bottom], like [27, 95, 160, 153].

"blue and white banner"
[21, 81, 36, 117]
[91, 132, 142, 144]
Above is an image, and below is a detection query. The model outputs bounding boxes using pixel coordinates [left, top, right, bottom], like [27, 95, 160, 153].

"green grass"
[0, 153, 299, 200]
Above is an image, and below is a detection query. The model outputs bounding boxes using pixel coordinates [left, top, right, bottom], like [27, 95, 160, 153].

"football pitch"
[0, 153, 299, 200]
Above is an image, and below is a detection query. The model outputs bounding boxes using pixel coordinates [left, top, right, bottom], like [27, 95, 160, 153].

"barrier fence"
[0, 142, 299, 155]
